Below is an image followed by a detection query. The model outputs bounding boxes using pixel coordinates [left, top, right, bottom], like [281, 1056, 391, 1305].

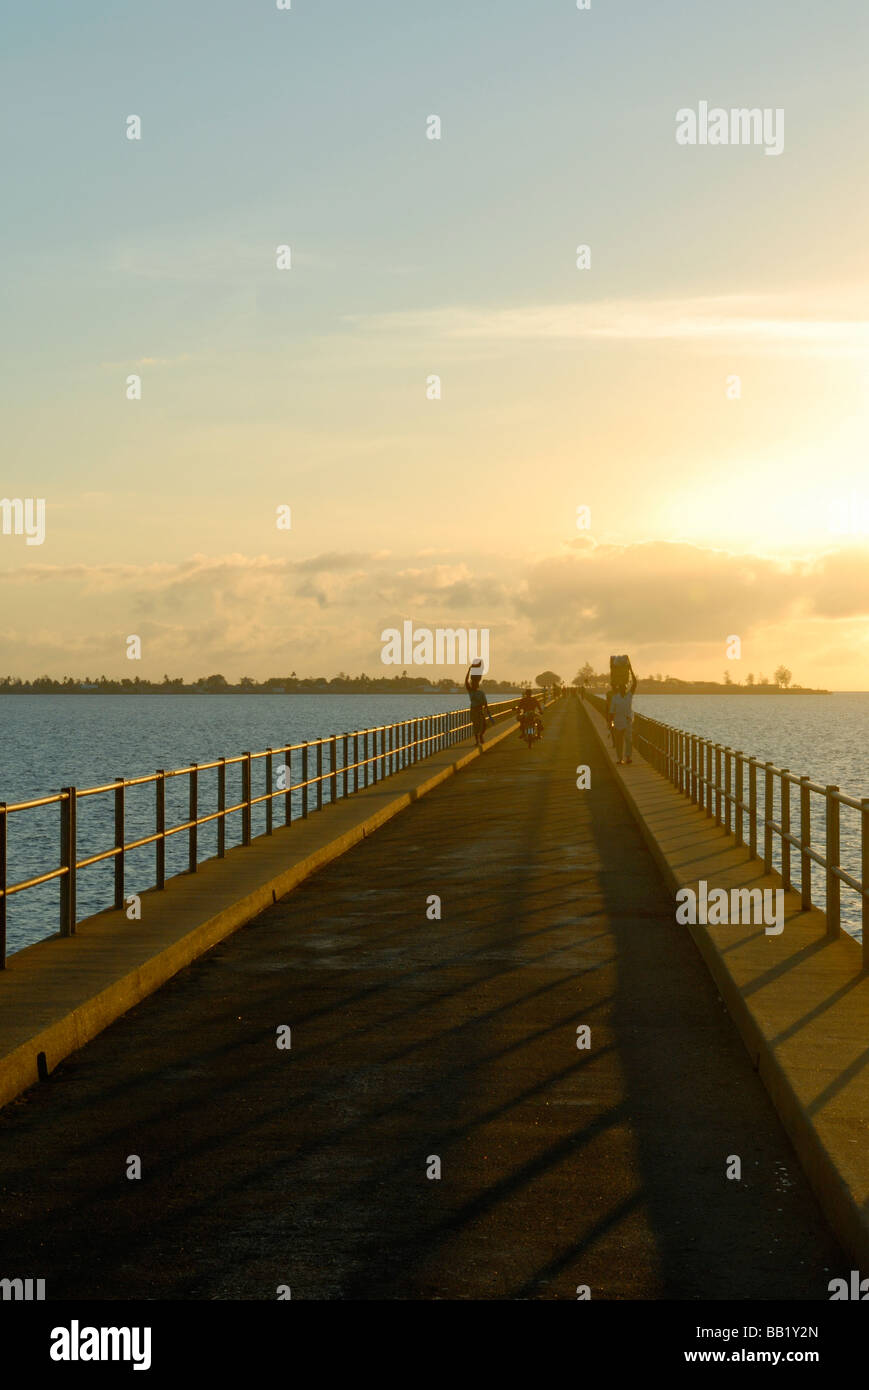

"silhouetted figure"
[514, 688, 544, 741]
[465, 665, 494, 749]
[606, 660, 637, 764]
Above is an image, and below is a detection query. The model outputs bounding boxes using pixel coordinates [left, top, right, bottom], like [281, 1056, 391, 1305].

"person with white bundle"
[465, 661, 494, 749]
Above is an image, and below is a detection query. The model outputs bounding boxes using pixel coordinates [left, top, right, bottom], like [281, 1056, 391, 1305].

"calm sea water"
[0, 693, 500, 955]
[2, 692, 864, 953]
[633, 693, 868, 942]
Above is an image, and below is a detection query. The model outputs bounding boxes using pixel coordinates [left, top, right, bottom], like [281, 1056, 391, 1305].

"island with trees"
[0, 671, 534, 696]
[570, 664, 829, 694]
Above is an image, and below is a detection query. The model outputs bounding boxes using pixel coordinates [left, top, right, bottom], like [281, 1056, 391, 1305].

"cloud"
[2, 540, 868, 681]
[344, 286, 869, 356]
[519, 538, 869, 646]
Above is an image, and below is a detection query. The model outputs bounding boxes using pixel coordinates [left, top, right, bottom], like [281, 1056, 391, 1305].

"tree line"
[569, 663, 824, 693]
[0, 672, 531, 695]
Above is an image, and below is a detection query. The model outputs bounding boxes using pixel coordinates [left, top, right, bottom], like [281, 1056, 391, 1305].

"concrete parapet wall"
[580, 693, 869, 1271]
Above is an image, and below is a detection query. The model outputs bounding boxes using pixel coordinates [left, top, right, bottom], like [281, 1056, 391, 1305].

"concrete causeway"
[0, 696, 848, 1299]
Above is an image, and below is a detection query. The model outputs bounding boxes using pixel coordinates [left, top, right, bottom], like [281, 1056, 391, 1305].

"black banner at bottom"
[5, 1298, 864, 1375]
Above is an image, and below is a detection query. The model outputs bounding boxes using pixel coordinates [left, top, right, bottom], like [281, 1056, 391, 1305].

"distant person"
[606, 661, 637, 764]
[465, 664, 494, 749]
[514, 688, 544, 741]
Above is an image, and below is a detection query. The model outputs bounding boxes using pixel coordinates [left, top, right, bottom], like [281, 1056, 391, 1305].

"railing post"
[330, 736, 338, 803]
[800, 776, 811, 910]
[242, 753, 252, 845]
[156, 771, 166, 887]
[734, 753, 744, 847]
[189, 763, 199, 872]
[266, 749, 274, 833]
[0, 802, 7, 969]
[303, 744, 310, 818]
[826, 786, 840, 937]
[862, 799, 869, 971]
[714, 745, 722, 825]
[748, 761, 757, 860]
[372, 729, 379, 785]
[343, 734, 349, 798]
[723, 748, 731, 833]
[114, 777, 125, 911]
[354, 733, 359, 791]
[780, 771, 791, 889]
[316, 740, 323, 810]
[60, 786, 77, 935]
[283, 748, 292, 825]
[764, 763, 774, 873]
[704, 742, 712, 817]
[218, 757, 227, 852]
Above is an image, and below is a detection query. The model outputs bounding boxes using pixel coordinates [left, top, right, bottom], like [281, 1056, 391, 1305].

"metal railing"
[586, 692, 868, 970]
[0, 689, 562, 967]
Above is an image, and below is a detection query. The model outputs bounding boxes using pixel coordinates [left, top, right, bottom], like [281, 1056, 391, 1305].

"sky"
[2, 0, 869, 687]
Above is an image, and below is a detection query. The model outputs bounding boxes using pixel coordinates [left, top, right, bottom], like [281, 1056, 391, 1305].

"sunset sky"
[3, 0, 869, 687]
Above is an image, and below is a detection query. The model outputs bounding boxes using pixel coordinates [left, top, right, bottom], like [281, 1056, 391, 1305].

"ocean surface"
[632, 693, 867, 942]
[1, 692, 865, 954]
[0, 693, 498, 955]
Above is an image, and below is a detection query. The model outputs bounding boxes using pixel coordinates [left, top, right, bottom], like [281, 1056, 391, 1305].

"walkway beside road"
[0, 697, 843, 1298]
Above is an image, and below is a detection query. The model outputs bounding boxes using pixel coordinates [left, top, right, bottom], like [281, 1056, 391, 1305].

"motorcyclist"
[514, 689, 544, 740]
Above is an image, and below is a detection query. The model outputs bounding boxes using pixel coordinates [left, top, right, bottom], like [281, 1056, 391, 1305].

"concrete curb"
[578, 694, 869, 1271]
[0, 705, 546, 1114]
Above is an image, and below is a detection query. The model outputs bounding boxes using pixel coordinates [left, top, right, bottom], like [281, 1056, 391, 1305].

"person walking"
[606, 661, 637, 764]
[465, 664, 494, 750]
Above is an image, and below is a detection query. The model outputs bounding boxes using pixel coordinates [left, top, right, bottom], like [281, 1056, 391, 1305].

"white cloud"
[3, 540, 868, 683]
[344, 286, 869, 356]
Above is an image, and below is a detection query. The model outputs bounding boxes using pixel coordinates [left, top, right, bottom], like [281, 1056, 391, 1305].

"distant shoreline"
[0, 686, 514, 696]
[630, 685, 831, 696]
[0, 685, 832, 696]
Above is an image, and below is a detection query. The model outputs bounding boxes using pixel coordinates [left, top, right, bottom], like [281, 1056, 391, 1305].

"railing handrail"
[0, 695, 539, 815]
[584, 690, 867, 970]
[0, 687, 564, 966]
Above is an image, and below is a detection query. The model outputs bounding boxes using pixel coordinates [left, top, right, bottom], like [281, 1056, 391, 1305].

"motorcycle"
[518, 714, 543, 748]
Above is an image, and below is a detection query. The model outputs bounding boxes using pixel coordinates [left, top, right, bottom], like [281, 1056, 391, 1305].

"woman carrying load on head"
[606, 657, 637, 764]
[465, 663, 494, 750]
